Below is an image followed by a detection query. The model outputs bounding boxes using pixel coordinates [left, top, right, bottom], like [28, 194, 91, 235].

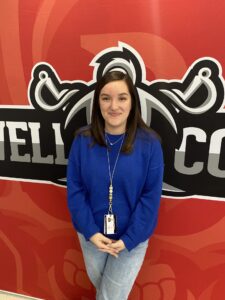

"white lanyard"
[105, 133, 125, 214]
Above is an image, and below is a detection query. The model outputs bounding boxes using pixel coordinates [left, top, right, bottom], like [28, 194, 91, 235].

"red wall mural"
[1, 1, 225, 299]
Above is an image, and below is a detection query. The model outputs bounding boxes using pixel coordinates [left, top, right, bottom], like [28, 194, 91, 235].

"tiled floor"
[0, 291, 43, 300]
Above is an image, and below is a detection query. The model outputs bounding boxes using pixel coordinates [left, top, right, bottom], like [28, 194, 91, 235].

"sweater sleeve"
[120, 138, 164, 251]
[67, 136, 100, 240]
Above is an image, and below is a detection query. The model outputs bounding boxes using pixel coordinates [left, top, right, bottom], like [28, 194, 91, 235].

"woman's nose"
[110, 99, 118, 110]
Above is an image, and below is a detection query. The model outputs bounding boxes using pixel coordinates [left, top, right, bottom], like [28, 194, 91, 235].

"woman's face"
[99, 80, 132, 134]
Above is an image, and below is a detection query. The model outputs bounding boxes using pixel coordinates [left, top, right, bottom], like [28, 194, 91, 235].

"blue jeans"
[78, 233, 148, 300]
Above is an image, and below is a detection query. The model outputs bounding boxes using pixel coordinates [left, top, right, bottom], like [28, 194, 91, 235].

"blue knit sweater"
[67, 128, 164, 251]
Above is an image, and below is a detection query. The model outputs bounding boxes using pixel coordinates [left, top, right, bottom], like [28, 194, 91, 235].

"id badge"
[104, 214, 117, 235]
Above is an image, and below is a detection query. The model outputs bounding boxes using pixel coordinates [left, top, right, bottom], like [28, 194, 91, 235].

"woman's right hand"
[90, 233, 119, 257]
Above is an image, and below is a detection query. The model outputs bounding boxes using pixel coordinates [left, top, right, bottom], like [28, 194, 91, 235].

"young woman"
[67, 70, 164, 300]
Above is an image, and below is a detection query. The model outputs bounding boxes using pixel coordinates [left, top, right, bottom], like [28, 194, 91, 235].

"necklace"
[106, 134, 125, 214]
[105, 133, 124, 146]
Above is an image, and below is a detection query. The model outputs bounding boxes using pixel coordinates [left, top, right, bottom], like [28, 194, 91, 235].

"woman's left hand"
[109, 239, 126, 253]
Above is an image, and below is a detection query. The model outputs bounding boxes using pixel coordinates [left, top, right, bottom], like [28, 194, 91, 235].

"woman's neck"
[104, 127, 126, 135]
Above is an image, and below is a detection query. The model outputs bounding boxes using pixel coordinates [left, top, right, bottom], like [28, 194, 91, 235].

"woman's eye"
[101, 97, 109, 101]
[119, 97, 127, 101]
